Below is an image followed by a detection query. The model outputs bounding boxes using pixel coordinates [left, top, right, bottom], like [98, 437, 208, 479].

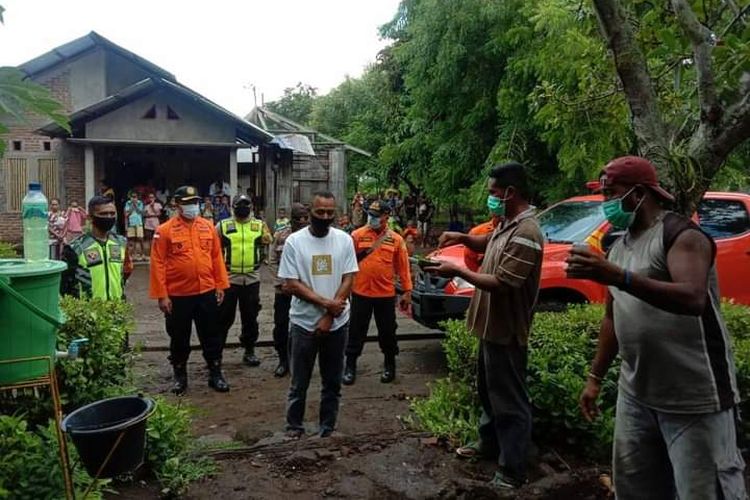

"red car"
[410, 192, 750, 328]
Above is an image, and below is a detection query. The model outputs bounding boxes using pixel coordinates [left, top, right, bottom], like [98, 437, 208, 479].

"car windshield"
[538, 200, 605, 243]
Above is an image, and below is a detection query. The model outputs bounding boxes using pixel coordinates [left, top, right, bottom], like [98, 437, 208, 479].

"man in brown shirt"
[427, 162, 543, 491]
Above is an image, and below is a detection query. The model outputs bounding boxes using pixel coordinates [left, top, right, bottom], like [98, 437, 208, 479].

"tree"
[591, 0, 750, 213]
[0, 6, 69, 157]
[265, 82, 318, 126]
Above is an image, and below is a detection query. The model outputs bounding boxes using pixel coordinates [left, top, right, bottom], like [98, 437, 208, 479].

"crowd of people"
[52, 157, 746, 497]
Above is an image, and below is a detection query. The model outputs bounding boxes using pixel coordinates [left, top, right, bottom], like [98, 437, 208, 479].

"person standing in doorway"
[568, 156, 745, 499]
[63, 200, 87, 244]
[217, 195, 273, 367]
[201, 196, 215, 224]
[270, 203, 309, 377]
[149, 186, 230, 395]
[426, 163, 544, 491]
[60, 196, 132, 300]
[343, 201, 412, 385]
[125, 191, 145, 261]
[143, 192, 163, 256]
[48, 198, 67, 259]
[215, 194, 232, 222]
[278, 191, 358, 438]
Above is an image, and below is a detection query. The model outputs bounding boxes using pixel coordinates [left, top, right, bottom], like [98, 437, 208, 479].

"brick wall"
[0, 70, 73, 243]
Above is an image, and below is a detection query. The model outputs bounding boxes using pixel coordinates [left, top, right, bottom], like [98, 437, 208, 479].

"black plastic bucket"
[61, 396, 155, 478]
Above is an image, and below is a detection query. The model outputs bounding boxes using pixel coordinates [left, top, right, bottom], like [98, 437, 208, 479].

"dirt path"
[111, 265, 609, 499]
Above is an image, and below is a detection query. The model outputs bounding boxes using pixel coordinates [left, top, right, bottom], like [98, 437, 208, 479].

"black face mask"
[309, 215, 334, 234]
[234, 206, 251, 218]
[92, 216, 116, 232]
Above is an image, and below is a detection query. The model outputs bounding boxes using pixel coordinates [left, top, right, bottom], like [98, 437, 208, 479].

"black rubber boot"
[342, 357, 357, 386]
[171, 364, 188, 395]
[380, 355, 396, 384]
[208, 360, 230, 392]
[274, 355, 289, 378]
[242, 349, 261, 367]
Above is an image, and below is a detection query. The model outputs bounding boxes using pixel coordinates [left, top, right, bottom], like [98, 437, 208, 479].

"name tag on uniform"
[250, 222, 261, 232]
[225, 222, 237, 234]
[85, 248, 103, 266]
[110, 245, 122, 261]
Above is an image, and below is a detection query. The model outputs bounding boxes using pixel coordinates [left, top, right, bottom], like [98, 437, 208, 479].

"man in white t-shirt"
[278, 191, 359, 438]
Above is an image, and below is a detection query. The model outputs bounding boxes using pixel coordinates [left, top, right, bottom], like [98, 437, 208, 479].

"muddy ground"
[109, 266, 609, 499]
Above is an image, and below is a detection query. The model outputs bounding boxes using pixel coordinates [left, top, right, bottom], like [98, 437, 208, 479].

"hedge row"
[411, 302, 750, 459]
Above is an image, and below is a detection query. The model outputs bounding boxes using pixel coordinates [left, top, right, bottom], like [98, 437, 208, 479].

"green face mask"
[487, 194, 506, 217]
[601, 187, 642, 229]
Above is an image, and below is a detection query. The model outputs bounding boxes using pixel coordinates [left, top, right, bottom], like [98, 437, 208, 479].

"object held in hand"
[417, 257, 440, 271]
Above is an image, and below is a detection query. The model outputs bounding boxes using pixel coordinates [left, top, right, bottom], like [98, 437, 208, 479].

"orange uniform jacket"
[149, 216, 229, 298]
[463, 219, 499, 272]
[351, 226, 413, 298]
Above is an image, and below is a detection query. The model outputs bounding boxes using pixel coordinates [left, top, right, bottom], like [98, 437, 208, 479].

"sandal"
[455, 441, 493, 459]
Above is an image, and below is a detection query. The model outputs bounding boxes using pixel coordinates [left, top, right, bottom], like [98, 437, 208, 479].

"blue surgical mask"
[368, 215, 382, 229]
[181, 203, 200, 219]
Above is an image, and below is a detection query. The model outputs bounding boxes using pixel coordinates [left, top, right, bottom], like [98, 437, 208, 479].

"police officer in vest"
[61, 195, 133, 299]
[217, 194, 273, 366]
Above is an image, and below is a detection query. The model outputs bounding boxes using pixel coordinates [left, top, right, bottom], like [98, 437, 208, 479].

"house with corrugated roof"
[1, 32, 368, 241]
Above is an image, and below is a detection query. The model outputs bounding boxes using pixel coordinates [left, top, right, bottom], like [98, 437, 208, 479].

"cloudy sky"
[0, 0, 401, 116]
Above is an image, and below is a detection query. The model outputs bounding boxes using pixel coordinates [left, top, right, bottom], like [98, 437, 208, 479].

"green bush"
[411, 302, 750, 458]
[0, 416, 107, 499]
[442, 319, 480, 384]
[411, 378, 481, 446]
[0, 241, 17, 258]
[7, 298, 213, 498]
[146, 397, 216, 498]
[56, 297, 136, 407]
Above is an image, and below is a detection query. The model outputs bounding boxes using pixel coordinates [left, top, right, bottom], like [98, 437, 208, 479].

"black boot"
[342, 357, 357, 386]
[380, 355, 396, 384]
[242, 349, 261, 367]
[274, 353, 289, 377]
[208, 360, 230, 392]
[171, 364, 188, 395]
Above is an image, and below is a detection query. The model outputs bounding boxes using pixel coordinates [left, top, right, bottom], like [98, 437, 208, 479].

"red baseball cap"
[600, 156, 674, 202]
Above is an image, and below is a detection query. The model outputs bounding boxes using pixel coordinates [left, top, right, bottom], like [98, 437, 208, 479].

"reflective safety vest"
[218, 218, 264, 274]
[66, 233, 128, 300]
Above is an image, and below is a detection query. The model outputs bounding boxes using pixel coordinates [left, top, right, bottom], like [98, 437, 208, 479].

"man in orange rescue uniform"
[464, 214, 503, 272]
[343, 201, 412, 385]
[150, 185, 230, 395]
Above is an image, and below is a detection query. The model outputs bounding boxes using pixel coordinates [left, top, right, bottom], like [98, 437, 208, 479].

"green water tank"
[0, 259, 66, 385]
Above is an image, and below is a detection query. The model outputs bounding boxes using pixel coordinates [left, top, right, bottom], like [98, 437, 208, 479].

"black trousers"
[346, 293, 398, 359]
[477, 339, 532, 482]
[273, 292, 292, 362]
[166, 291, 223, 366]
[219, 282, 261, 351]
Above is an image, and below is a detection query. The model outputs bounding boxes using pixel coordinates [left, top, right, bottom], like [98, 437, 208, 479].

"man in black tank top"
[566, 156, 744, 500]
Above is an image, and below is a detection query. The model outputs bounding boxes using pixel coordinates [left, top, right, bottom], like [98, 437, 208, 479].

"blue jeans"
[613, 390, 746, 500]
[286, 322, 349, 435]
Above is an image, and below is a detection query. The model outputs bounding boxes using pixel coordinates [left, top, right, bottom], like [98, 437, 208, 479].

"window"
[698, 199, 750, 239]
[12, 141, 21, 151]
[167, 106, 180, 120]
[38, 158, 59, 200]
[3, 158, 28, 211]
[142, 105, 157, 119]
[538, 201, 606, 243]
[43, 141, 51, 151]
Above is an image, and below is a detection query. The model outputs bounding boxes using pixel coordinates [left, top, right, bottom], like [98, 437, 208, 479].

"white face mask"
[368, 215, 382, 229]
[181, 203, 200, 219]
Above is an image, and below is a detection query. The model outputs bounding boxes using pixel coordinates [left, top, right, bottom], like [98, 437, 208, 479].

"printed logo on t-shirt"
[312, 255, 333, 276]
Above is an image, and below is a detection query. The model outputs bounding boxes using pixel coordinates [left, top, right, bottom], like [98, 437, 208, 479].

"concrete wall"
[85, 89, 236, 143]
[106, 51, 151, 95]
